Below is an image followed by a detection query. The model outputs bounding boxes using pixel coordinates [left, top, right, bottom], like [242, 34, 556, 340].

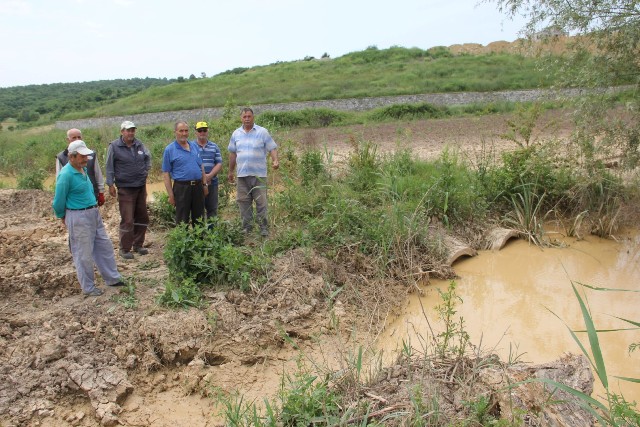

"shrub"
[17, 169, 46, 189]
[367, 102, 450, 121]
[163, 220, 261, 289]
[148, 192, 175, 229]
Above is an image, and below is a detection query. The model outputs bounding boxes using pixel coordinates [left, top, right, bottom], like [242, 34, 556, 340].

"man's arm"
[270, 149, 279, 170]
[201, 165, 209, 196]
[208, 163, 222, 182]
[143, 143, 152, 174]
[93, 154, 105, 193]
[105, 143, 117, 197]
[227, 152, 237, 182]
[163, 172, 175, 206]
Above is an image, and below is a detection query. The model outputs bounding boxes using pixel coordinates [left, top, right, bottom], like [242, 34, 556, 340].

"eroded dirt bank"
[0, 186, 599, 427]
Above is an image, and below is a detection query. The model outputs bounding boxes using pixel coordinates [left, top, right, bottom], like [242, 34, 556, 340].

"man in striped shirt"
[194, 121, 223, 218]
[227, 108, 279, 237]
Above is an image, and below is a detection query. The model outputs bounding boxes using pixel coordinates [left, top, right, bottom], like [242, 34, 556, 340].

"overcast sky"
[0, 0, 526, 88]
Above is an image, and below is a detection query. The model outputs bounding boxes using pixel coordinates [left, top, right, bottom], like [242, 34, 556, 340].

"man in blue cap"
[52, 140, 124, 297]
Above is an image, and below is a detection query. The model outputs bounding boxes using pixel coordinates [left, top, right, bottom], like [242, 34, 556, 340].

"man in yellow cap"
[194, 121, 223, 218]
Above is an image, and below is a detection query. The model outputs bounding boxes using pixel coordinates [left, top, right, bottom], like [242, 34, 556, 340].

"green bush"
[148, 192, 175, 229]
[163, 220, 261, 289]
[17, 169, 46, 189]
[367, 102, 450, 121]
[258, 108, 348, 129]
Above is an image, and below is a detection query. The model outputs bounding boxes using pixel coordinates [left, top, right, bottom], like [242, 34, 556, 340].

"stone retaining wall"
[55, 87, 623, 130]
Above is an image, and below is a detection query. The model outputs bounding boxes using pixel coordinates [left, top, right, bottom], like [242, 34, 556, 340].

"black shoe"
[110, 281, 126, 287]
[133, 247, 149, 255]
[84, 288, 104, 297]
[119, 250, 134, 260]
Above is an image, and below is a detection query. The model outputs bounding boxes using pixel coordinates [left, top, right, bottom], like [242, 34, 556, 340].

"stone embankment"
[55, 87, 624, 130]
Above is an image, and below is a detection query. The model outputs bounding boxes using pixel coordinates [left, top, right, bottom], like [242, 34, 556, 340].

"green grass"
[66, 48, 554, 119]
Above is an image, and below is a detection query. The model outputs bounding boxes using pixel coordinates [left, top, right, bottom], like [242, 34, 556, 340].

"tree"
[491, 0, 640, 168]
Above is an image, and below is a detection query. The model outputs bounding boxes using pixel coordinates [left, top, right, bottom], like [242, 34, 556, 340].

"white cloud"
[0, 0, 32, 15]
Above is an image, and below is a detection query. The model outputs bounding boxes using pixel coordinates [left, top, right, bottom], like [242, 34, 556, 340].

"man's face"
[69, 153, 88, 169]
[196, 128, 208, 140]
[241, 111, 254, 129]
[175, 123, 189, 143]
[121, 127, 136, 143]
[67, 130, 82, 144]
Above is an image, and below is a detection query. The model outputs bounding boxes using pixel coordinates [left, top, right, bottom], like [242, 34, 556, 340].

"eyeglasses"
[196, 128, 208, 132]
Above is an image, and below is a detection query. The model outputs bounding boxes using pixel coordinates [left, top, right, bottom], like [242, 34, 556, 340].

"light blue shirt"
[228, 124, 277, 178]
[52, 163, 97, 217]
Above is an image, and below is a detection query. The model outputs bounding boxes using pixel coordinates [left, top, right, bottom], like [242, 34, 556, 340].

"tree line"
[0, 77, 176, 123]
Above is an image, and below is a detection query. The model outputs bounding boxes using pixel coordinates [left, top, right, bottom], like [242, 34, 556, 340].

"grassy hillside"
[0, 44, 557, 126]
[74, 46, 553, 119]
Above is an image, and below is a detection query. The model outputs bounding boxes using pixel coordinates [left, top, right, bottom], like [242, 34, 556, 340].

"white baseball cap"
[68, 140, 93, 155]
[121, 120, 137, 130]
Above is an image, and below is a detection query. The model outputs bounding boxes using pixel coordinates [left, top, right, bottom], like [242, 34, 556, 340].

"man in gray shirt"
[105, 121, 151, 259]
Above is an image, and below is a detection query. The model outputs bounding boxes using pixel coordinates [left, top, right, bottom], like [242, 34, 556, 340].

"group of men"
[52, 107, 279, 297]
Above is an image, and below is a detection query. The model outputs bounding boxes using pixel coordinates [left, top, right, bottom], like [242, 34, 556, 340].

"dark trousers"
[204, 183, 219, 218]
[174, 182, 205, 225]
[117, 186, 149, 251]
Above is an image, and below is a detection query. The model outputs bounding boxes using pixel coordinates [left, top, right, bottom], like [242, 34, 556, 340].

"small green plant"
[148, 191, 176, 229]
[278, 370, 341, 426]
[17, 169, 46, 190]
[110, 277, 138, 309]
[434, 281, 471, 359]
[156, 277, 203, 308]
[463, 395, 497, 425]
[300, 149, 326, 185]
[503, 183, 548, 246]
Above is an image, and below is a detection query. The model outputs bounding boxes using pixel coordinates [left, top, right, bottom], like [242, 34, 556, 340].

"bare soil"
[0, 112, 594, 427]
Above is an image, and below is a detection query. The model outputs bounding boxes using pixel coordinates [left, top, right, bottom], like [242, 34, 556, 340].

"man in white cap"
[55, 128, 105, 206]
[52, 140, 124, 297]
[106, 121, 151, 259]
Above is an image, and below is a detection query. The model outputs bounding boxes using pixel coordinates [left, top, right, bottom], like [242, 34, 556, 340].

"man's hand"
[97, 193, 105, 206]
[108, 185, 116, 198]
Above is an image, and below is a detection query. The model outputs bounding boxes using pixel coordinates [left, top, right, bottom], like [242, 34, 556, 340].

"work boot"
[84, 288, 103, 297]
[133, 246, 149, 255]
[119, 249, 134, 260]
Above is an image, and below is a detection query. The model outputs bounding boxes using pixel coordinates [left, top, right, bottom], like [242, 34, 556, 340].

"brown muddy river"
[379, 231, 640, 404]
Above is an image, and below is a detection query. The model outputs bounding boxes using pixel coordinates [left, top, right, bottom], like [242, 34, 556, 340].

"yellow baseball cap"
[195, 121, 208, 130]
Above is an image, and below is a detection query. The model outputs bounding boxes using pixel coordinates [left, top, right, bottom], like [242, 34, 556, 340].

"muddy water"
[379, 232, 640, 404]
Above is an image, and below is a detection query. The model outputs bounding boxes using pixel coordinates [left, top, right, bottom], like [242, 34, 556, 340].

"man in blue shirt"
[194, 121, 223, 218]
[228, 108, 279, 237]
[162, 120, 208, 225]
[52, 140, 124, 297]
